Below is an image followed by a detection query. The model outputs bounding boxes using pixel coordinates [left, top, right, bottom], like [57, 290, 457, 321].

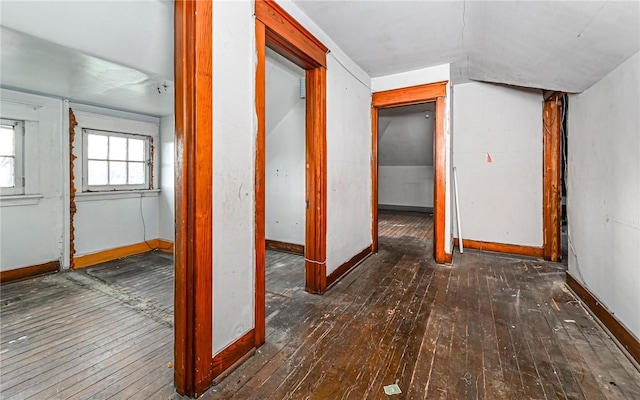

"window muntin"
[83, 129, 151, 191]
[0, 119, 24, 195]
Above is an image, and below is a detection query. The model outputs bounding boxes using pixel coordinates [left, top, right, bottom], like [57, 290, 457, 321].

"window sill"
[0, 194, 44, 207]
[75, 189, 161, 202]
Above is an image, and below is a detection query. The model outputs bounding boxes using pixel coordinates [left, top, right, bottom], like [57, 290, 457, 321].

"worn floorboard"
[1, 213, 639, 399]
[206, 211, 640, 400]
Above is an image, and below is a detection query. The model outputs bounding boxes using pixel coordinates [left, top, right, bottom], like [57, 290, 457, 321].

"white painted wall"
[265, 51, 305, 246]
[71, 109, 161, 256]
[452, 82, 543, 247]
[325, 53, 373, 274]
[208, 0, 375, 352]
[159, 115, 175, 242]
[371, 64, 450, 92]
[379, 166, 434, 209]
[276, 0, 374, 272]
[567, 51, 640, 339]
[371, 64, 453, 254]
[211, 0, 256, 354]
[378, 105, 434, 209]
[0, 89, 64, 270]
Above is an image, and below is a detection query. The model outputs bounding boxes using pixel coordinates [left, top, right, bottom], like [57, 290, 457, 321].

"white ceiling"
[1, 27, 174, 117]
[0, 0, 174, 117]
[293, 0, 640, 92]
[1, 0, 637, 116]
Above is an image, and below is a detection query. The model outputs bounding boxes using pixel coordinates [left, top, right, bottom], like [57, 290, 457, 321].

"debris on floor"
[383, 383, 402, 395]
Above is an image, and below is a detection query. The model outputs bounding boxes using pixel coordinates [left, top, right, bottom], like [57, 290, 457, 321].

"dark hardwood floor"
[206, 211, 640, 400]
[2, 213, 639, 399]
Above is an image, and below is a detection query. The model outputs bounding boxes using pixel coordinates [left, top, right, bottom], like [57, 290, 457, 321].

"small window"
[0, 119, 24, 195]
[83, 129, 151, 191]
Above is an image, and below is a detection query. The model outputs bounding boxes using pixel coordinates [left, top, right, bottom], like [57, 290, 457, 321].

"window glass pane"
[0, 125, 15, 157]
[128, 138, 145, 161]
[128, 162, 145, 185]
[87, 134, 108, 159]
[88, 160, 108, 185]
[109, 161, 127, 185]
[109, 136, 127, 161]
[0, 157, 15, 187]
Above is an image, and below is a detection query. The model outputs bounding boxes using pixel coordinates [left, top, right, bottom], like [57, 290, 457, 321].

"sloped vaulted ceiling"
[293, 0, 640, 92]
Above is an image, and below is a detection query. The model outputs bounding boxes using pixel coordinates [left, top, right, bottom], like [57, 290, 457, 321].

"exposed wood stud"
[69, 109, 78, 269]
[543, 94, 563, 262]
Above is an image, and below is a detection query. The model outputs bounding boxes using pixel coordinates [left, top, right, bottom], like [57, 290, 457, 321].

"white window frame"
[0, 118, 25, 196]
[82, 128, 152, 192]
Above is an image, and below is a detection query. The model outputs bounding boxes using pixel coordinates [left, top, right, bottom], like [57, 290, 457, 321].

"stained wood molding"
[212, 330, 256, 377]
[304, 66, 327, 295]
[174, 0, 213, 396]
[372, 82, 447, 108]
[156, 239, 174, 254]
[371, 107, 379, 254]
[266, 240, 304, 255]
[74, 241, 157, 269]
[327, 247, 372, 288]
[255, 0, 327, 68]
[453, 238, 544, 258]
[566, 273, 640, 364]
[255, 19, 268, 349]
[0, 260, 59, 284]
[371, 81, 448, 264]
[72, 239, 171, 269]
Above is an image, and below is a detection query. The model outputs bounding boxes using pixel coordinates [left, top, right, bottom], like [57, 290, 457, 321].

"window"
[0, 119, 24, 195]
[83, 129, 151, 191]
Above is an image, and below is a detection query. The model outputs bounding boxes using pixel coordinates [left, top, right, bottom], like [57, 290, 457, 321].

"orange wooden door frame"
[543, 93, 564, 261]
[371, 82, 450, 264]
[255, 0, 328, 348]
[174, 0, 213, 397]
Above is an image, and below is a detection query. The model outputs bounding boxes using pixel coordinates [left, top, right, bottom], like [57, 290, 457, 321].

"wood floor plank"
[2, 212, 639, 400]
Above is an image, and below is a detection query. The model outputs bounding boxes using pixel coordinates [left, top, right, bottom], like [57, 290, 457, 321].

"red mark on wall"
[486, 153, 492, 163]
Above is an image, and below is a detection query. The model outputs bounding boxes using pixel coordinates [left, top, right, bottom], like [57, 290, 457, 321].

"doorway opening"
[254, 0, 328, 349]
[264, 49, 307, 314]
[371, 82, 449, 263]
[377, 103, 436, 248]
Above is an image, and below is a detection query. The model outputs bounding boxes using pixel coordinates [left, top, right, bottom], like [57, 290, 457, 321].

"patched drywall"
[567, 51, 640, 339]
[453, 82, 543, 247]
[265, 50, 305, 246]
[0, 89, 64, 270]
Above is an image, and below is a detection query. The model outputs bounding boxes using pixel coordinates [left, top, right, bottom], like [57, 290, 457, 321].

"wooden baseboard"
[327, 247, 372, 288]
[566, 273, 640, 364]
[73, 239, 168, 269]
[212, 329, 256, 377]
[265, 239, 304, 255]
[453, 238, 544, 258]
[156, 239, 174, 254]
[0, 260, 60, 284]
